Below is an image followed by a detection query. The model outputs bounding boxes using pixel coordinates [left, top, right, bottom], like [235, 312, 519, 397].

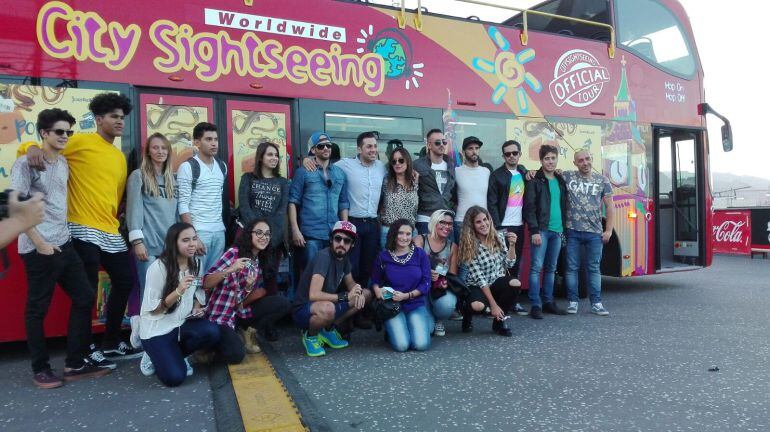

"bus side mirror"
[721, 123, 733, 152]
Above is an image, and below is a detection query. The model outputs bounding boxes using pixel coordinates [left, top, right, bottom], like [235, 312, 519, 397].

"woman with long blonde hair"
[458, 206, 520, 337]
[127, 133, 178, 347]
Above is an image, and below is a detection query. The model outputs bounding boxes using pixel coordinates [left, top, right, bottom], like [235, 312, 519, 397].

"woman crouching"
[203, 219, 292, 363]
[371, 219, 433, 352]
[138, 222, 220, 387]
[458, 206, 521, 337]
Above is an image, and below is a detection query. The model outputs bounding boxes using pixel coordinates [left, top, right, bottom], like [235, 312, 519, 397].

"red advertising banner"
[712, 210, 751, 255]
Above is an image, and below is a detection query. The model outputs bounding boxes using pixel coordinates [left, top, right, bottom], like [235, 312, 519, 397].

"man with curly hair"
[19, 92, 141, 366]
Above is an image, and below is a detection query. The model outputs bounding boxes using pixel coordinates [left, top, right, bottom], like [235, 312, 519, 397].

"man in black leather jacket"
[522, 144, 568, 319]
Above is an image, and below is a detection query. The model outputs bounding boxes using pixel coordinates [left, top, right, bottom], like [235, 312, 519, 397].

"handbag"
[372, 299, 401, 331]
[445, 272, 470, 299]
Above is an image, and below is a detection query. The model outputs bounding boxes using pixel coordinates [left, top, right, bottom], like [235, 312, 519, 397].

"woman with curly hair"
[202, 219, 292, 363]
[457, 206, 520, 337]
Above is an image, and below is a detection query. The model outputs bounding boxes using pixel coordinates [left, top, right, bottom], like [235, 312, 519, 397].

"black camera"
[0, 189, 31, 220]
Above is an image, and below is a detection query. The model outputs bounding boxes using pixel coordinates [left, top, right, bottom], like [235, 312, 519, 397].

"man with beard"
[291, 221, 372, 357]
[288, 132, 349, 272]
[454, 136, 491, 240]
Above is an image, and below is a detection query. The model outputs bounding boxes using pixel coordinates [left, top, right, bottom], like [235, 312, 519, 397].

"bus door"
[655, 128, 704, 270]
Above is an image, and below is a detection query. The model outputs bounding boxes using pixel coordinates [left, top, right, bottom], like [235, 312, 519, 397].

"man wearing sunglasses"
[288, 132, 350, 272]
[413, 129, 456, 235]
[11, 109, 110, 388]
[487, 140, 529, 315]
[291, 221, 371, 357]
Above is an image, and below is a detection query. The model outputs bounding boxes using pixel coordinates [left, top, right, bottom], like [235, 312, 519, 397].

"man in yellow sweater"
[21, 93, 141, 366]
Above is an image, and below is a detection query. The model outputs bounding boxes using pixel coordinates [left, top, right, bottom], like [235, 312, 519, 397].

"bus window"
[504, 0, 610, 40]
[323, 113, 423, 161]
[448, 112, 510, 169]
[616, 0, 696, 77]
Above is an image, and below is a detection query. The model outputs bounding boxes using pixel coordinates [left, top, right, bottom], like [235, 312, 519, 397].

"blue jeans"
[198, 230, 226, 274]
[430, 291, 457, 320]
[384, 305, 433, 352]
[565, 229, 603, 303]
[299, 239, 330, 273]
[528, 230, 562, 308]
[134, 255, 156, 302]
[348, 218, 380, 286]
[141, 319, 220, 387]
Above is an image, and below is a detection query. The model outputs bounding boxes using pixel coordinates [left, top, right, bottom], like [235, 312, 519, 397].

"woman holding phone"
[457, 206, 521, 337]
[138, 222, 220, 387]
[413, 209, 458, 337]
[371, 219, 432, 352]
[202, 219, 292, 364]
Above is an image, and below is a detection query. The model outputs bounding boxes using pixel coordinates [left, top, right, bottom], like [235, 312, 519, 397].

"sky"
[373, 1, 767, 180]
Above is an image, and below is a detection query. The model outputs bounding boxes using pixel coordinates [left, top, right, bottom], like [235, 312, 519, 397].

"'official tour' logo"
[549, 49, 610, 108]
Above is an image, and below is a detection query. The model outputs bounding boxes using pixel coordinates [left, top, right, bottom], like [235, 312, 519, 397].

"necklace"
[389, 245, 415, 265]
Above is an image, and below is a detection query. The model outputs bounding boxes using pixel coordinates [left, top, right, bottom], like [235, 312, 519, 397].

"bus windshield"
[616, 0, 696, 77]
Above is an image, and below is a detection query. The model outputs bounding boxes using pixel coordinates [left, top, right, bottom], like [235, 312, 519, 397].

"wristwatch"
[337, 292, 348, 303]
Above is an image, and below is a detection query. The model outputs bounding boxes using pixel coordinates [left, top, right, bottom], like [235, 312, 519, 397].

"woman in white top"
[138, 222, 220, 387]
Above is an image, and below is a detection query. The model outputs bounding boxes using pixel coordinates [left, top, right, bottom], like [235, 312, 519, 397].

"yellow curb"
[227, 352, 308, 432]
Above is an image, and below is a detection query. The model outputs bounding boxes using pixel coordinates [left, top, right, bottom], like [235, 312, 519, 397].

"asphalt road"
[1, 254, 768, 432]
[268, 254, 770, 432]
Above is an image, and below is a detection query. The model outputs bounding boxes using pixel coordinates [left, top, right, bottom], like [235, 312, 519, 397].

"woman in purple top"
[371, 219, 432, 352]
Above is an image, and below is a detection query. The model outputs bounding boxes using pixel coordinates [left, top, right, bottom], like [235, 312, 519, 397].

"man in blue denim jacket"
[289, 132, 350, 271]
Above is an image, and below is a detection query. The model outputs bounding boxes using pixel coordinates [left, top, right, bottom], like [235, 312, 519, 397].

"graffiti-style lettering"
[36, 1, 141, 70]
[149, 21, 385, 96]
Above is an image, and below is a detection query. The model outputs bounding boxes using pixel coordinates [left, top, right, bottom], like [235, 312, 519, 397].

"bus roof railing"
[395, 0, 615, 59]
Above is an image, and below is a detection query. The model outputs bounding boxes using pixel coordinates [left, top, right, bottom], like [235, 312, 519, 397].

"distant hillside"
[712, 172, 770, 208]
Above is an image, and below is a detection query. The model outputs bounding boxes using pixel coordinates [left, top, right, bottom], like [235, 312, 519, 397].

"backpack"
[185, 157, 235, 244]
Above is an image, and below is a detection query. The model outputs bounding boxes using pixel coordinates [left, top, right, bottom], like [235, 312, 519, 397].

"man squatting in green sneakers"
[291, 221, 372, 356]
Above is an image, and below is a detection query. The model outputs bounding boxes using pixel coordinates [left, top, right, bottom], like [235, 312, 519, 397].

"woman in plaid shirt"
[202, 219, 291, 363]
[457, 206, 521, 337]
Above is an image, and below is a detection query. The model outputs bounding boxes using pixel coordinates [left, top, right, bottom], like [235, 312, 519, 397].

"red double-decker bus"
[0, 0, 731, 341]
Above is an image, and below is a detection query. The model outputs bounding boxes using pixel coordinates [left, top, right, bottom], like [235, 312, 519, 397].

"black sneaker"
[492, 319, 513, 337]
[63, 359, 112, 382]
[530, 306, 543, 320]
[103, 341, 144, 360]
[543, 302, 567, 315]
[88, 345, 117, 370]
[33, 369, 63, 389]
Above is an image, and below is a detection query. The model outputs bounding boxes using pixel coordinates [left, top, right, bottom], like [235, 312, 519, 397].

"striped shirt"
[177, 155, 225, 233]
[69, 222, 128, 253]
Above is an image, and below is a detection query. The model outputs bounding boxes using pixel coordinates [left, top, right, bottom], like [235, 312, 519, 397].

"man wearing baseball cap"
[291, 221, 372, 357]
[288, 131, 350, 272]
[454, 136, 492, 238]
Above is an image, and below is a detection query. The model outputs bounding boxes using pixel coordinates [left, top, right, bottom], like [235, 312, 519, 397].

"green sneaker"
[317, 327, 349, 349]
[302, 332, 326, 357]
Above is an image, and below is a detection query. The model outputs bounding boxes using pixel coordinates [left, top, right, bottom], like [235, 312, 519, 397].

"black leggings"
[466, 275, 520, 314]
[214, 295, 292, 364]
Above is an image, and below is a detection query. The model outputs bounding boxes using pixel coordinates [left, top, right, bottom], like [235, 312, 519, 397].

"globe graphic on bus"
[372, 37, 407, 79]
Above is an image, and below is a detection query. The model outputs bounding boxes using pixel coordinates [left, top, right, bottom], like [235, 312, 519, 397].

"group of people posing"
[11, 92, 614, 390]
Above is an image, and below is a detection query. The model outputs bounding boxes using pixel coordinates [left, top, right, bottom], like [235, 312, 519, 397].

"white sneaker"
[567, 301, 579, 314]
[591, 303, 609, 316]
[184, 357, 193, 376]
[139, 352, 155, 376]
[434, 321, 446, 337]
[129, 316, 142, 349]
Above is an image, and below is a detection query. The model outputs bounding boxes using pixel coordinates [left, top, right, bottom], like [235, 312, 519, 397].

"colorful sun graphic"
[357, 25, 424, 90]
[472, 26, 542, 114]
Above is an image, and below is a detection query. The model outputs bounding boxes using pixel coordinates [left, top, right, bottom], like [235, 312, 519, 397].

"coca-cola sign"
[712, 210, 751, 255]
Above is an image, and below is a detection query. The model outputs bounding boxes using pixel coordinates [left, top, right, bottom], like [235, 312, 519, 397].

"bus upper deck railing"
[396, 0, 615, 59]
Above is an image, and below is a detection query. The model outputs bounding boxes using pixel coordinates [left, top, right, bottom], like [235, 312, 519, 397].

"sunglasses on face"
[504, 151, 520, 157]
[390, 158, 406, 165]
[333, 235, 353, 245]
[47, 129, 74, 137]
[251, 230, 271, 239]
[438, 220, 452, 227]
[315, 143, 333, 150]
[432, 140, 448, 146]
